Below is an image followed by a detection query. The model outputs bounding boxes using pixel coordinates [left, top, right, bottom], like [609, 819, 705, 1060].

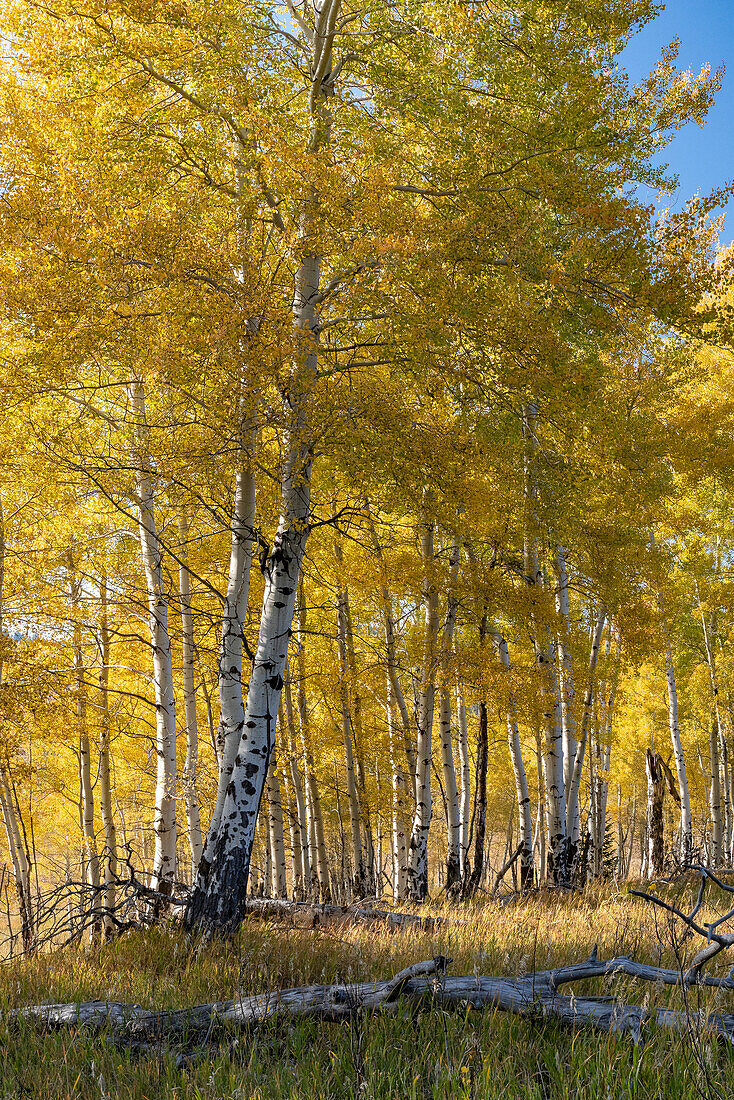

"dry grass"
[0, 882, 732, 1099]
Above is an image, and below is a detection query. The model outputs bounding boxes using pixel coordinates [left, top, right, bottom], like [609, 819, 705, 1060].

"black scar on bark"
[244, 762, 259, 778]
[246, 721, 256, 728]
[243, 780, 256, 796]
[268, 674, 283, 690]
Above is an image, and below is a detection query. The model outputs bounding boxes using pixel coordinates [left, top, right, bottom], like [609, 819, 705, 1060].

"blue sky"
[618, 0, 734, 242]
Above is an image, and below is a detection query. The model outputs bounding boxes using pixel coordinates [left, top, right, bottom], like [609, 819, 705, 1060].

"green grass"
[0, 883, 733, 1099]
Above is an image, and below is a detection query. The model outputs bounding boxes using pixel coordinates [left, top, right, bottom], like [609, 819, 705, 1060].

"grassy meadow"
[1, 884, 733, 1099]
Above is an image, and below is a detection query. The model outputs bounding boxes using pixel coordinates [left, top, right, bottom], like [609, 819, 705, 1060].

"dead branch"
[11, 947, 734, 1047]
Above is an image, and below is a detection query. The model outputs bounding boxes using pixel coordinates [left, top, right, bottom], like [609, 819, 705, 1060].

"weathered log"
[13, 949, 734, 1045]
[242, 897, 442, 930]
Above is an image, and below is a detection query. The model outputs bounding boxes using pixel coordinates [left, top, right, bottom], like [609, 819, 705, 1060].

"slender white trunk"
[490, 628, 533, 888]
[184, 0, 342, 932]
[699, 599, 724, 864]
[663, 637, 692, 864]
[710, 720, 722, 865]
[366, 504, 416, 789]
[98, 574, 117, 939]
[198, 425, 256, 879]
[566, 609, 606, 861]
[387, 672, 409, 899]
[69, 559, 101, 939]
[407, 494, 440, 900]
[297, 584, 330, 901]
[438, 540, 461, 890]
[553, 547, 577, 811]
[266, 747, 287, 898]
[523, 404, 565, 883]
[129, 381, 177, 896]
[178, 511, 203, 877]
[456, 686, 471, 878]
[284, 671, 310, 895]
[335, 549, 363, 894]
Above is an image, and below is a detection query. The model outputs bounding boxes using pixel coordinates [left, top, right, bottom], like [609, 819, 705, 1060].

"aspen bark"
[266, 747, 287, 898]
[297, 584, 330, 901]
[456, 687, 471, 879]
[438, 540, 461, 891]
[522, 404, 566, 883]
[566, 609, 606, 867]
[387, 672, 409, 899]
[184, 1, 341, 931]
[197, 424, 256, 880]
[129, 381, 177, 898]
[710, 720, 722, 865]
[283, 672, 310, 897]
[407, 494, 440, 900]
[646, 750, 665, 878]
[490, 628, 533, 888]
[178, 511, 203, 878]
[553, 547, 577, 811]
[334, 547, 364, 895]
[343, 583, 375, 893]
[69, 559, 101, 939]
[663, 638, 692, 865]
[700, 600, 724, 864]
[366, 504, 416, 789]
[98, 574, 117, 939]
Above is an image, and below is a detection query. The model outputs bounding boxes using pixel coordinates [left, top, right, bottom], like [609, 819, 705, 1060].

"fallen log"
[12, 949, 734, 1046]
[242, 898, 444, 930]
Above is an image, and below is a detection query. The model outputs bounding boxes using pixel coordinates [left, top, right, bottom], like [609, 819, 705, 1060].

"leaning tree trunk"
[129, 380, 177, 898]
[178, 510, 203, 878]
[184, 0, 347, 933]
[700, 598, 725, 864]
[196, 421, 256, 886]
[407, 493, 440, 900]
[387, 673, 409, 900]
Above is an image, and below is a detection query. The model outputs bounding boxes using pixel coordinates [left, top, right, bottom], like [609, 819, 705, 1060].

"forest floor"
[1, 882, 733, 1099]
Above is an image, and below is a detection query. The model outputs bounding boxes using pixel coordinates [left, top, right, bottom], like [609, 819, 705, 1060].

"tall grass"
[0, 883, 732, 1099]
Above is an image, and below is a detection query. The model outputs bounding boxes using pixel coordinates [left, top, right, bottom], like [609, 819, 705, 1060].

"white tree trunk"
[366, 504, 416, 790]
[69, 558, 101, 939]
[266, 747, 287, 898]
[198, 425, 256, 879]
[297, 584, 330, 901]
[185, 0, 342, 932]
[178, 511, 203, 878]
[98, 574, 117, 939]
[553, 547, 577, 811]
[283, 671, 310, 896]
[566, 609, 606, 864]
[490, 628, 533, 888]
[335, 550, 364, 895]
[129, 380, 177, 897]
[663, 637, 692, 865]
[387, 672, 409, 900]
[438, 540, 461, 890]
[407, 493, 440, 900]
[456, 686, 471, 879]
